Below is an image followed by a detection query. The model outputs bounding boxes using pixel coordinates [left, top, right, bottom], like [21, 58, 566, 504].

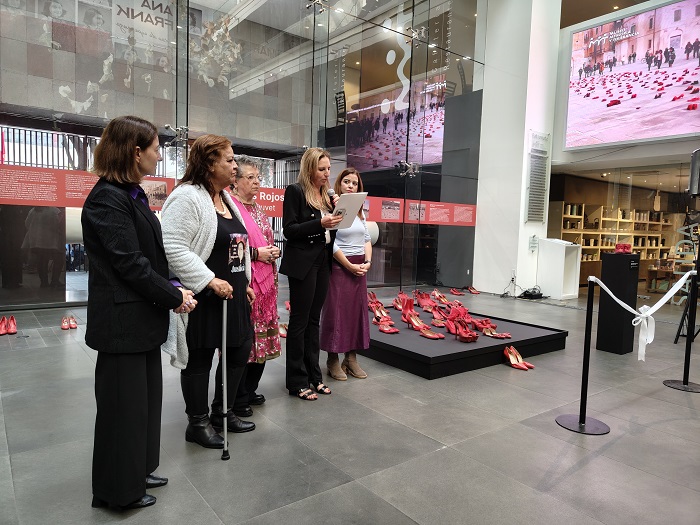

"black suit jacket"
[279, 183, 337, 280]
[81, 178, 183, 353]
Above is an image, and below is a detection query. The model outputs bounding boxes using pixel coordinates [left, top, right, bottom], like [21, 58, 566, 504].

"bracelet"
[252, 247, 258, 261]
[364, 260, 371, 264]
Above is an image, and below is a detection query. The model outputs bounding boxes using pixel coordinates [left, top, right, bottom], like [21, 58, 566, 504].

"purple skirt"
[320, 254, 370, 354]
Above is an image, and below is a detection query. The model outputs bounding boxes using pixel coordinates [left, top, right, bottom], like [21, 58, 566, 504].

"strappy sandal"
[289, 388, 317, 400]
[311, 382, 331, 395]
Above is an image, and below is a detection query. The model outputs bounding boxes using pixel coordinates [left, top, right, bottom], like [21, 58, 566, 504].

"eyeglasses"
[241, 175, 260, 181]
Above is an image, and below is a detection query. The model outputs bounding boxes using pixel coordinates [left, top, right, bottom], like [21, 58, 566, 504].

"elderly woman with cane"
[161, 134, 255, 449]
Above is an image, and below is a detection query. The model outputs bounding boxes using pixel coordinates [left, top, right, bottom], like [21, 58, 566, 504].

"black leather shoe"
[229, 415, 255, 433]
[249, 393, 266, 405]
[212, 410, 256, 433]
[122, 494, 156, 510]
[146, 474, 168, 489]
[233, 406, 253, 417]
[92, 494, 156, 510]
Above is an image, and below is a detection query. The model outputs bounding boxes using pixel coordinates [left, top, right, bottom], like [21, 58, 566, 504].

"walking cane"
[221, 299, 230, 461]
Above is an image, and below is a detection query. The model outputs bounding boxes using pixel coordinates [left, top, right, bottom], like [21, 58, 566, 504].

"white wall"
[473, 0, 561, 294]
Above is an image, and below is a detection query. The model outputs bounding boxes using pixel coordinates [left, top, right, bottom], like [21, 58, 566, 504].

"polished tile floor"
[2, 285, 700, 524]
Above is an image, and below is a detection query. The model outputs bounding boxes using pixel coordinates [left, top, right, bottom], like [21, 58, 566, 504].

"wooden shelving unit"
[548, 202, 680, 283]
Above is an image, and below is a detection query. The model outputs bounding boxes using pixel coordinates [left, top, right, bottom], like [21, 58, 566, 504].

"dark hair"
[179, 134, 232, 196]
[42, 0, 65, 18]
[93, 116, 158, 184]
[334, 167, 365, 218]
[83, 7, 102, 26]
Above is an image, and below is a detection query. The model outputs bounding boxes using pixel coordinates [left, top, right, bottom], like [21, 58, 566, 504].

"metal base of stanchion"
[555, 414, 610, 435]
[663, 380, 700, 393]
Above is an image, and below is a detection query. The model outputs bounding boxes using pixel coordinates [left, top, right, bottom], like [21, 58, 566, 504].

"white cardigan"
[160, 183, 251, 369]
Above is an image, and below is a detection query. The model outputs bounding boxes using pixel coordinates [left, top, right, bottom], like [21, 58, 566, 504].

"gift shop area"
[3, 0, 700, 523]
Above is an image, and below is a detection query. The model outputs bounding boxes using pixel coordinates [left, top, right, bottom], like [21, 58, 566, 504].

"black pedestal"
[596, 252, 639, 354]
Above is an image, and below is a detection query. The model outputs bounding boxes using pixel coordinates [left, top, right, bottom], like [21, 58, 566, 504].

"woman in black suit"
[279, 147, 342, 400]
[82, 116, 196, 511]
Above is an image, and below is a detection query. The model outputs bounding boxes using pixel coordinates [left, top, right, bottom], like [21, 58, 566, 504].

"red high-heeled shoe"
[377, 323, 400, 334]
[279, 323, 288, 338]
[392, 297, 403, 310]
[467, 286, 480, 295]
[68, 316, 77, 329]
[285, 301, 291, 311]
[450, 288, 465, 296]
[0, 316, 7, 336]
[7, 316, 16, 335]
[430, 289, 450, 305]
[454, 319, 478, 342]
[370, 302, 394, 325]
[504, 347, 528, 370]
[508, 346, 534, 368]
[61, 317, 70, 330]
[418, 326, 444, 339]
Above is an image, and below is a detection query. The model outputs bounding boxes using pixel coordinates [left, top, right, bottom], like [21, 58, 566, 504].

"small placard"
[629, 260, 639, 270]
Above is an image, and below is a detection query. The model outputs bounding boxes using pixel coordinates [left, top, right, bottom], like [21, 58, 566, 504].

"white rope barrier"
[589, 270, 696, 361]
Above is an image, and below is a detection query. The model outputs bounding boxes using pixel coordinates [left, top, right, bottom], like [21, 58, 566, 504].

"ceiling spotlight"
[613, 6, 619, 10]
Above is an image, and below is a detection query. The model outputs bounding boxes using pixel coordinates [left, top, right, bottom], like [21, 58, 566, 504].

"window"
[648, 39, 652, 49]
[631, 24, 636, 34]
[696, 4, 700, 16]
[674, 9, 681, 22]
[649, 17, 654, 29]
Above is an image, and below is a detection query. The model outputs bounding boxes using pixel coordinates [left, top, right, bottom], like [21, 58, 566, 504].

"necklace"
[213, 194, 227, 216]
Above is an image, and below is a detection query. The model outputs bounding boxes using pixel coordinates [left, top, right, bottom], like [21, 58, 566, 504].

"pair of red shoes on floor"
[504, 346, 534, 370]
[0, 316, 17, 335]
[61, 316, 78, 330]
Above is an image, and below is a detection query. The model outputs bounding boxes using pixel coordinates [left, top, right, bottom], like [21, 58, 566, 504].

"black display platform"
[359, 311, 567, 379]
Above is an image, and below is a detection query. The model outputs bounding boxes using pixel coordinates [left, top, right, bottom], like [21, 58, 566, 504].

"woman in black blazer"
[279, 148, 342, 400]
[82, 116, 195, 511]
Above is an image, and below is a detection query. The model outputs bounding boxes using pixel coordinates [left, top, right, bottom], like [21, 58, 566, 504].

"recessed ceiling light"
[474, 13, 477, 16]
[613, 6, 619, 10]
[627, 176, 631, 179]
[318, 23, 323, 26]
[356, 61, 360, 65]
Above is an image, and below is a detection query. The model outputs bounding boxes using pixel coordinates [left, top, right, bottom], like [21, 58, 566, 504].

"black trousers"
[182, 338, 252, 414]
[234, 362, 265, 409]
[92, 347, 161, 506]
[286, 249, 330, 392]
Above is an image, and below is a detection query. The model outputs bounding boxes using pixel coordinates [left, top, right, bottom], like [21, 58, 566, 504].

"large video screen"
[565, 0, 700, 149]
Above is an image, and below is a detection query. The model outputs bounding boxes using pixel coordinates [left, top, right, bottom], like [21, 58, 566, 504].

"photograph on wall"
[38, 0, 75, 23]
[188, 7, 202, 36]
[78, 1, 111, 32]
[565, 0, 700, 149]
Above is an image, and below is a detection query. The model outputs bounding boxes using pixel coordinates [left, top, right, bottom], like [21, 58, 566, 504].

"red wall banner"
[0, 165, 174, 210]
[0, 165, 476, 225]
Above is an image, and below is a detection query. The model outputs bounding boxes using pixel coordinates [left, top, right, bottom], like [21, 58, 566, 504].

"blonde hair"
[298, 147, 331, 212]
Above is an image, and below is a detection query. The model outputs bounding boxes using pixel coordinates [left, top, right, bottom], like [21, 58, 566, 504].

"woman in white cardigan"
[161, 134, 255, 449]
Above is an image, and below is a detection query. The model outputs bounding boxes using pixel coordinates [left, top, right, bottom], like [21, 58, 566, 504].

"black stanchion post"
[664, 265, 700, 393]
[556, 278, 610, 435]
